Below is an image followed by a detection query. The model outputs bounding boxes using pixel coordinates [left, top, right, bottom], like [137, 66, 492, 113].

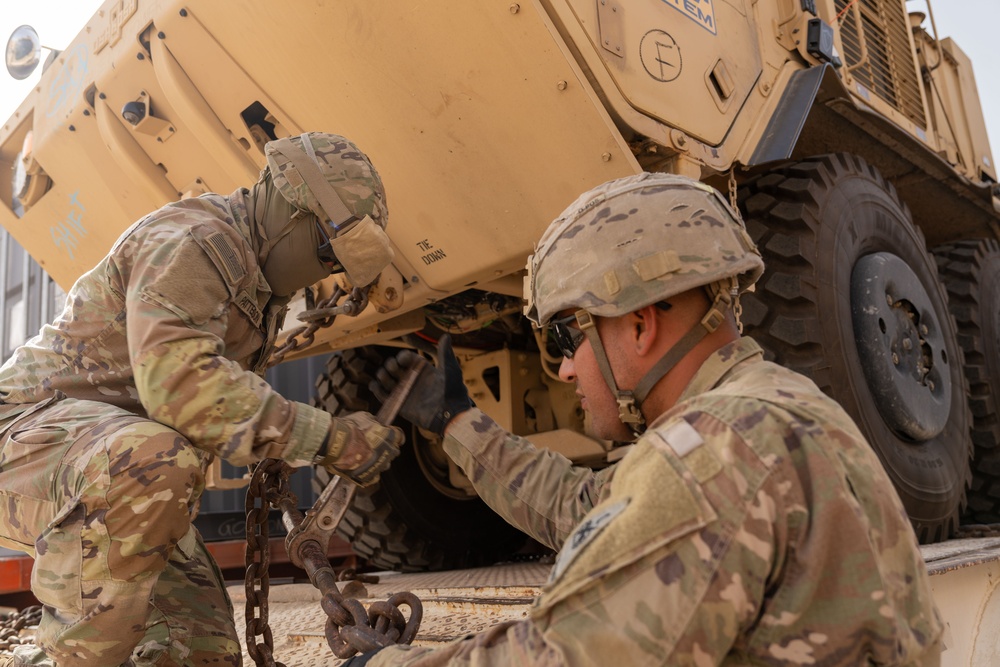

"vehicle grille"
[835, 0, 926, 129]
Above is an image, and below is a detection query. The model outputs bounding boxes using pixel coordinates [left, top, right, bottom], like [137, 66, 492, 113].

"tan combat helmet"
[525, 172, 764, 436]
[266, 132, 393, 287]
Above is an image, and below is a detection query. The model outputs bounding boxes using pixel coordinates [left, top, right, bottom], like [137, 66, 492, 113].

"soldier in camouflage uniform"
[0, 132, 403, 666]
[363, 172, 943, 666]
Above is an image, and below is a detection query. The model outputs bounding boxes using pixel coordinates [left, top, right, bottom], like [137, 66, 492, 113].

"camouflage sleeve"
[365, 426, 772, 667]
[368, 400, 943, 666]
[124, 228, 330, 466]
[441, 410, 614, 551]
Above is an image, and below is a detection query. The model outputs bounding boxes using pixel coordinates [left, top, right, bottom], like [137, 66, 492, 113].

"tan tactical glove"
[315, 412, 403, 486]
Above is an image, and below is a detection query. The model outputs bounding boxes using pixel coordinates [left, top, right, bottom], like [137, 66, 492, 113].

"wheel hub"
[851, 252, 952, 441]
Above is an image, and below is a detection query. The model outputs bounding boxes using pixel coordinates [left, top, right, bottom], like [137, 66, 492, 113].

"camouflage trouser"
[0, 397, 242, 666]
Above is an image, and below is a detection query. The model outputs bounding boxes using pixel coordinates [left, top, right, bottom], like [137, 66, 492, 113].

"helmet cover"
[525, 172, 764, 325]
[265, 132, 387, 227]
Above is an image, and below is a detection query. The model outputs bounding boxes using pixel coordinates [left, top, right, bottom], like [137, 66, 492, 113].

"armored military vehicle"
[1, 0, 997, 574]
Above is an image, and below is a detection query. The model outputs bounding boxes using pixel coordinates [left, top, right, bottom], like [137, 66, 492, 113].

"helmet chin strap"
[575, 279, 737, 438]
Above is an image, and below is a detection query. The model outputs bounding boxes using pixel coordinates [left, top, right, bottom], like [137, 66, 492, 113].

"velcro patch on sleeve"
[537, 440, 717, 610]
[141, 238, 230, 326]
[661, 420, 704, 457]
[202, 232, 246, 286]
[654, 420, 721, 484]
[549, 499, 629, 583]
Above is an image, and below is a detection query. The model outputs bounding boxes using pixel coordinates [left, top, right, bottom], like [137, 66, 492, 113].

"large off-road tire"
[313, 347, 530, 571]
[738, 153, 972, 543]
[934, 239, 1000, 524]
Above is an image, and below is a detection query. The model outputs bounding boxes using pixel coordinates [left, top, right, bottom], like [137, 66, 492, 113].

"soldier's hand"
[316, 412, 403, 486]
[370, 334, 474, 436]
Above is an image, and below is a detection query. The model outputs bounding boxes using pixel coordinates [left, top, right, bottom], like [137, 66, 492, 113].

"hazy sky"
[1, 1, 998, 159]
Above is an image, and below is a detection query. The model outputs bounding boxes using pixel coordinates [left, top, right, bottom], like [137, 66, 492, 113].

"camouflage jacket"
[0, 191, 330, 467]
[370, 337, 942, 666]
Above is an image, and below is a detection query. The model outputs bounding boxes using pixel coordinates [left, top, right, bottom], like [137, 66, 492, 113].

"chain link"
[727, 168, 747, 334]
[252, 277, 422, 663]
[244, 459, 291, 667]
[245, 460, 423, 664]
[0, 605, 41, 656]
[267, 286, 347, 368]
[728, 168, 740, 215]
[268, 285, 373, 368]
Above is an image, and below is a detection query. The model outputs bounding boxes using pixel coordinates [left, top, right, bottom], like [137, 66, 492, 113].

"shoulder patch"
[653, 419, 721, 483]
[203, 232, 247, 285]
[549, 499, 630, 583]
[660, 420, 704, 457]
[139, 235, 231, 326]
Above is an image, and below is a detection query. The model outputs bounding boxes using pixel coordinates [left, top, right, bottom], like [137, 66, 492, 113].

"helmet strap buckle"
[575, 310, 596, 331]
[701, 307, 726, 332]
[616, 392, 646, 435]
[576, 310, 648, 438]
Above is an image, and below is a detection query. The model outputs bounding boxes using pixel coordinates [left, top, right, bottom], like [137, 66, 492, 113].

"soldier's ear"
[631, 305, 661, 357]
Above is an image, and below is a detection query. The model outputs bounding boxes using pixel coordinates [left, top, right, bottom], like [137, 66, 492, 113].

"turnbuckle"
[281, 356, 428, 658]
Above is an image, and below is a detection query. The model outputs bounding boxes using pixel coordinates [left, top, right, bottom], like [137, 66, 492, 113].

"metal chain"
[0, 605, 41, 655]
[267, 286, 346, 368]
[244, 459, 291, 667]
[251, 279, 421, 662]
[247, 281, 358, 662]
[245, 461, 422, 663]
[727, 169, 746, 334]
[268, 285, 371, 368]
[728, 168, 740, 215]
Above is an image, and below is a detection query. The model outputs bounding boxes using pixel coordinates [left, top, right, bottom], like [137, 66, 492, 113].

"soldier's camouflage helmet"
[265, 132, 393, 287]
[525, 172, 764, 326]
[266, 132, 387, 227]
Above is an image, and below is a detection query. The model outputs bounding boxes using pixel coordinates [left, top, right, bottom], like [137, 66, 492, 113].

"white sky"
[0, 1, 998, 159]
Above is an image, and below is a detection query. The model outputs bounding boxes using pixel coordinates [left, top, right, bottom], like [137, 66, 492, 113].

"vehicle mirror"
[5, 25, 41, 80]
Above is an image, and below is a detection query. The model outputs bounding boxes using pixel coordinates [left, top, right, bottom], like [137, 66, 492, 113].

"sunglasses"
[549, 312, 586, 359]
[547, 301, 673, 359]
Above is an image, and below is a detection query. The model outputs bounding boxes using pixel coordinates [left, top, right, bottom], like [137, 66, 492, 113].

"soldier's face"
[557, 312, 636, 442]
